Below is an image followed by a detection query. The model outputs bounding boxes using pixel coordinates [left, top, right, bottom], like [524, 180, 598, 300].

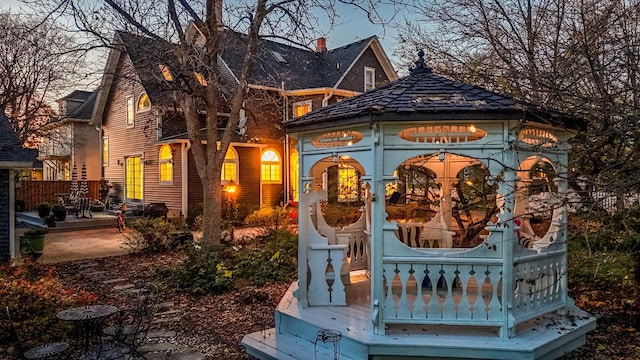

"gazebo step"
[242, 328, 358, 360]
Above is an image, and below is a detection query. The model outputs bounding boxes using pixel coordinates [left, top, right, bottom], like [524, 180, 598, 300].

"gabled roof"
[93, 30, 397, 123]
[219, 32, 396, 90]
[41, 90, 98, 130]
[284, 52, 585, 132]
[0, 113, 36, 168]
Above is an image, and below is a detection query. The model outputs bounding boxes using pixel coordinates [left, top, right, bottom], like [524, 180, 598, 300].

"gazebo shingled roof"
[284, 51, 585, 132]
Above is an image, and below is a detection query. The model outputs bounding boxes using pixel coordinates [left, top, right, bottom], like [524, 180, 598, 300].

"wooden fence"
[15, 181, 101, 211]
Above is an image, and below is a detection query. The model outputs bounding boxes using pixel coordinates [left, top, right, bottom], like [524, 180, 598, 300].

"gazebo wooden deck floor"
[243, 274, 596, 360]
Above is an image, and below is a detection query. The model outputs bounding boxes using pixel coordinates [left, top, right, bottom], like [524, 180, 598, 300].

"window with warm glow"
[293, 100, 312, 117]
[159, 145, 173, 184]
[221, 147, 237, 182]
[261, 149, 281, 183]
[126, 96, 134, 127]
[364, 66, 375, 91]
[137, 93, 151, 112]
[290, 151, 299, 202]
[102, 136, 109, 166]
[159, 64, 173, 81]
[194, 72, 207, 86]
[126, 156, 143, 200]
[338, 164, 358, 202]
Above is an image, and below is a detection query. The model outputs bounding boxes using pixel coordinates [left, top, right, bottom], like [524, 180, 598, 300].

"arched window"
[159, 145, 173, 184]
[222, 147, 238, 182]
[261, 149, 281, 183]
[137, 93, 151, 112]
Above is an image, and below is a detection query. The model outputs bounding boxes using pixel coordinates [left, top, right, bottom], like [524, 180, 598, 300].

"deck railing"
[512, 249, 567, 322]
[379, 248, 568, 330]
[381, 257, 504, 326]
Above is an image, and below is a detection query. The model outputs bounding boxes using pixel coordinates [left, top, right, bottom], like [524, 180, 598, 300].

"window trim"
[292, 100, 312, 118]
[159, 144, 173, 185]
[261, 148, 282, 184]
[364, 66, 376, 91]
[221, 146, 238, 184]
[102, 136, 109, 167]
[136, 92, 151, 113]
[126, 96, 135, 128]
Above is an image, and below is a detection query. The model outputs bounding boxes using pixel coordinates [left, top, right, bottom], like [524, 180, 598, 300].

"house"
[242, 51, 595, 359]
[0, 114, 37, 264]
[92, 30, 397, 217]
[38, 90, 100, 181]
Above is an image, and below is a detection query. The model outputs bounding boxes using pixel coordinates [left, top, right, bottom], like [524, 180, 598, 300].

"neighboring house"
[92, 30, 397, 217]
[0, 114, 36, 264]
[38, 90, 100, 181]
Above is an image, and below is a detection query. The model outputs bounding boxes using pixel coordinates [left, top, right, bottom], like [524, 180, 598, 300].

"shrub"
[124, 218, 179, 253]
[244, 207, 290, 227]
[232, 228, 298, 286]
[172, 245, 234, 295]
[0, 261, 95, 349]
[322, 203, 362, 227]
[170, 228, 298, 294]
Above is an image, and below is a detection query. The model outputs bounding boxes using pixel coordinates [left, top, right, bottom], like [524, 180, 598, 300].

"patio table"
[57, 305, 118, 351]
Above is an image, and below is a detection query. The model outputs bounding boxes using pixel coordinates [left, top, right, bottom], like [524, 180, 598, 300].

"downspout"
[181, 140, 191, 218]
[321, 90, 334, 107]
[282, 82, 290, 204]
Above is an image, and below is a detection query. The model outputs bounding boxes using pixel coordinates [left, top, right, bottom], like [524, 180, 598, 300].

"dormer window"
[293, 100, 312, 118]
[364, 66, 375, 91]
[159, 64, 173, 81]
[137, 93, 151, 112]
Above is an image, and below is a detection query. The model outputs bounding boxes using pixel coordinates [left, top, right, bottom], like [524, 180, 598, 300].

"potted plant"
[36, 202, 51, 218]
[52, 203, 67, 221]
[19, 228, 48, 261]
[44, 215, 56, 228]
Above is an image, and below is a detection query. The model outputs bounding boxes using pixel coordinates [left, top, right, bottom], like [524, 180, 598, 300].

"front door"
[125, 156, 143, 203]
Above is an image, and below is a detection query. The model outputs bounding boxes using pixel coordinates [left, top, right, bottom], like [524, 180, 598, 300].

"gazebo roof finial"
[410, 49, 432, 74]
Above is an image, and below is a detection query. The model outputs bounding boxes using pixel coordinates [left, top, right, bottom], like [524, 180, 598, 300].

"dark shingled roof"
[0, 113, 36, 166]
[117, 30, 376, 102]
[220, 32, 374, 90]
[285, 52, 584, 132]
[66, 90, 97, 119]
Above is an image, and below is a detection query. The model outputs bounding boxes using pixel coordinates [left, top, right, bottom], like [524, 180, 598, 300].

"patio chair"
[102, 283, 158, 358]
[4, 307, 70, 359]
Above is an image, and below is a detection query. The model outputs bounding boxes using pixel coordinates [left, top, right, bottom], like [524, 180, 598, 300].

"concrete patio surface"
[15, 227, 131, 264]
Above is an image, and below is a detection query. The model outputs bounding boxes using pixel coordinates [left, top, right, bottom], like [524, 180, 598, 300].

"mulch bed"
[50, 250, 639, 360]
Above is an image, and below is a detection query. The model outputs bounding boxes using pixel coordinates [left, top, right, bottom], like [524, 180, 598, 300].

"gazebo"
[243, 51, 596, 360]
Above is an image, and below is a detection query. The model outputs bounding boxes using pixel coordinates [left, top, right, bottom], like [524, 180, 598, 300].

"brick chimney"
[316, 37, 327, 53]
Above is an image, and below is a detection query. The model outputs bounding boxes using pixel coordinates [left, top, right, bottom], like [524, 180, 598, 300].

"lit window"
[125, 156, 143, 200]
[338, 164, 359, 202]
[159, 145, 173, 184]
[126, 96, 134, 127]
[364, 66, 375, 91]
[159, 64, 173, 81]
[221, 147, 237, 182]
[261, 149, 281, 183]
[293, 100, 312, 118]
[194, 72, 207, 86]
[290, 150, 299, 202]
[137, 93, 151, 112]
[102, 136, 109, 166]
